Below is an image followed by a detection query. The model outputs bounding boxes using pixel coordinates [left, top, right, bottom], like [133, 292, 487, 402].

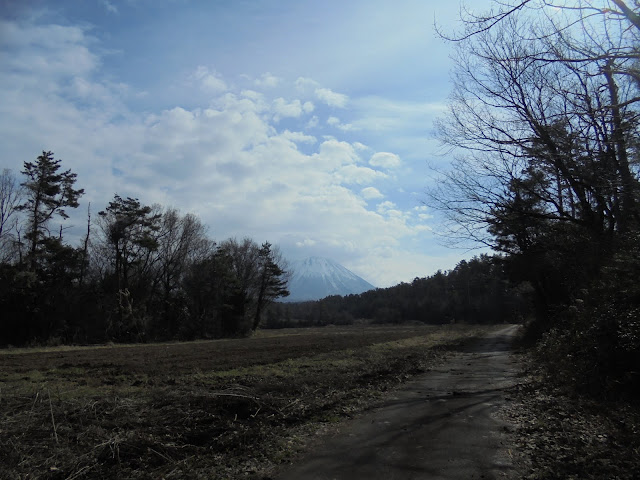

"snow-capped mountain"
[284, 257, 375, 302]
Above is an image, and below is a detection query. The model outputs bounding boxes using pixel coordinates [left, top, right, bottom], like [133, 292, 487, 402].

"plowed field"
[0, 324, 498, 479]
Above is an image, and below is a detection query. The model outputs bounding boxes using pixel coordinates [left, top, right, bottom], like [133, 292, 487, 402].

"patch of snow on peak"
[285, 257, 375, 302]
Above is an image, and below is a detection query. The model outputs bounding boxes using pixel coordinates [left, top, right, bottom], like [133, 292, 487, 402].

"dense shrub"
[535, 237, 640, 398]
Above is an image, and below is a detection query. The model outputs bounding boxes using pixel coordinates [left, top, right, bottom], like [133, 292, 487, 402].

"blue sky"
[0, 0, 491, 287]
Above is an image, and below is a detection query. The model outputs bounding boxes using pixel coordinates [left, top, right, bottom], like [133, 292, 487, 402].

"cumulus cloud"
[241, 89, 262, 100]
[327, 116, 356, 132]
[413, 205, 433, 221]
[370, 152, 401, 169]
[1, 20, 98, 83]
[377, 200, 400, 214]
[271, 98, 314, 121]
[335, 165, 387, 185]
[280, 130, 316, 144]
[101, 0, 118, 13]
[254, 72, 280, 88]
[361, 186, 384, 200]
[273, 97, 304, 119]
[306, 115, 319, 129]
[295, 76, 319, 92]
[315, 87, 348, 108]
[314, 139, 360, 169]
[0, 17, 439, 288]
[192, 66, 227, 92]
[295, 238, 317, 247]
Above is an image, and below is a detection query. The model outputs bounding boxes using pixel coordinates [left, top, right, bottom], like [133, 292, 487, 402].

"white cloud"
[254, 72, 280, 88]
[337, 123, 355, 132]
[1, 21, 98, 83]
[273, 97, 304, 119]
[361, 186, 384, 200]
[377, 201, 397, 213]
[336, 165, 387, 185]
[280, 130, 316, 144]
[0, 16, 449, 289]
[413, 205, 433, 221]
[306, 115, 319, 129]
[314, 139, 360, 169]
[370, 152, 401, 169]
[192, 66, 227, 93]
[295, 238, 317, 247]
[295, 76, 320, 92]
[241, 89, 263, 100]
[101, 0, 118, 13]
[327, 116, 356, 132]
[315, 87, 348, 108]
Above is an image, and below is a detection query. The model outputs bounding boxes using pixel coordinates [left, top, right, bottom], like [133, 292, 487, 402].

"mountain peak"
[284, 257, 375, 302]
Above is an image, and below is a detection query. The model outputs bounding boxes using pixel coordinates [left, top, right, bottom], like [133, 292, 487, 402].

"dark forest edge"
[0, 153, 289, 346]
[1, 154, 524, 349]
[266, 254, 531, 328]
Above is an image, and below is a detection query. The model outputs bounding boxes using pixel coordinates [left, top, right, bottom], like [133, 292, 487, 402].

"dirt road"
[276, 325, 522, 480]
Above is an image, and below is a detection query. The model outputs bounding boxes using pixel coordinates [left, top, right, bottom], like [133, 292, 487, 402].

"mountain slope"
[285, 257, 375, 302]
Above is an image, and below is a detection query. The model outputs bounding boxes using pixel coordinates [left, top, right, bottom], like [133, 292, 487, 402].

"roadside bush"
[535, 238, 640, 399]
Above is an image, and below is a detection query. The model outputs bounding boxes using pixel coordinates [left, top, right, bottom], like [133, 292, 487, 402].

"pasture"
[0, 324, 499, 479]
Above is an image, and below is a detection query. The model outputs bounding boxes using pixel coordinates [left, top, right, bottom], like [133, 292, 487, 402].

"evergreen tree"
[18, 151, 84, 270]
[97, 195, 161, 340]
[253, 242, 290, 330]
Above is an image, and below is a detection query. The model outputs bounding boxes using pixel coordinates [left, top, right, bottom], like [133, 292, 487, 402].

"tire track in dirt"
[275, 325, 522, 480]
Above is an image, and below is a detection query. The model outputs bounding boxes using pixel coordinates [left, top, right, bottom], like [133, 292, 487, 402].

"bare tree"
[155, 208, 210, 296]
[152, 207, 212, 333]
[431, 10, 640, 249]
[429, 1, 640, 321]
[440, 1, 640, 93]
[0, 168, 23, 261]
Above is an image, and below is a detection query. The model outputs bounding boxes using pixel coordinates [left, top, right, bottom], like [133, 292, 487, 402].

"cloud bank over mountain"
[0, 2, 469, 287]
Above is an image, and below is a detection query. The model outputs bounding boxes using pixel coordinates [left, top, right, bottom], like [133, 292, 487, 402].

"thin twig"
[148, 447, 174, 463]
[65, 464, 95, 480]
[208, 392, 259, 401]
[47, 389, 58, 444]
[30, 390, 40, 413]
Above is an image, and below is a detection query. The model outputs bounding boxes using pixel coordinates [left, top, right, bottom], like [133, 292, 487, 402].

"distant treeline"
[265, 255, 532, 328]
[0, 152, 289, 346]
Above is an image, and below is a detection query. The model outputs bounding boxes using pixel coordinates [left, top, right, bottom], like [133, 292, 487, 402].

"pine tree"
[18, 151, 84, 270]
